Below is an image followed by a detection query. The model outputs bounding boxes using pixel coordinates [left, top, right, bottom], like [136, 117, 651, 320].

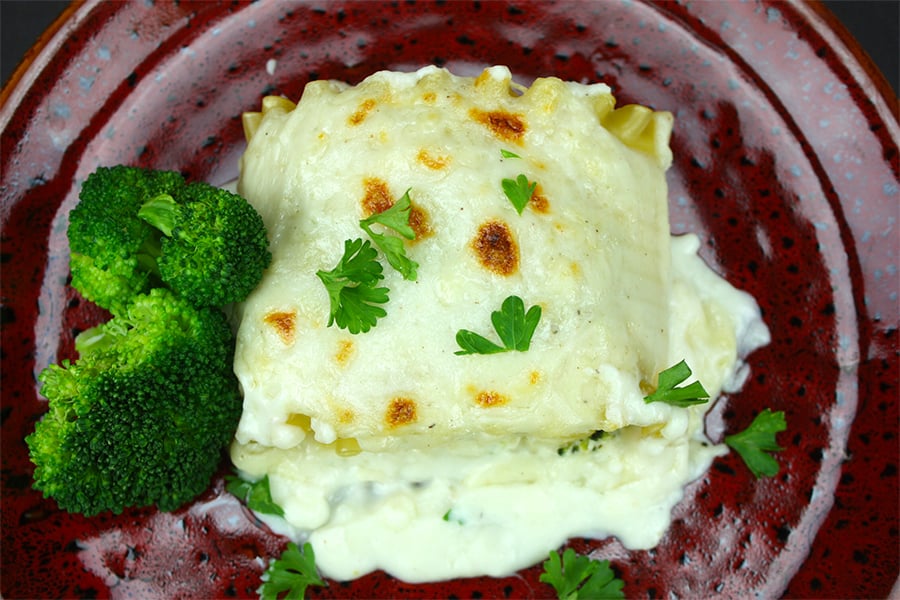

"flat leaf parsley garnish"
[500, 148, 522, 159]
[225, 473, 284, 517]
[358, 189, 419, 281]
[318, 189, 419, 333]
[455, 295, 541, 355]
[259, 542, 326, 600]
[502, 173, 537, 215]
[642, 359, 710, 407]
[725, 408, 787, 478]
[540, 548, 625, 600]
[442, 509, 465, 525]
[316, 238, 389, 334]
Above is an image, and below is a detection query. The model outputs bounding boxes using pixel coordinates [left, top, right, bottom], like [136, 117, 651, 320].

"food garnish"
[455, 295, 542, 355]
[642, 359, 710, 407]
[540, 548, 625, 600]
[259, 542, 326, 600]
[319, 189, 418, 332]
[226, 473, 284, 517]
[359, 188, 419, 281]
[725, 408, 787, 478]
[316, 238, 389, 334]
[502, 173, 537, 215]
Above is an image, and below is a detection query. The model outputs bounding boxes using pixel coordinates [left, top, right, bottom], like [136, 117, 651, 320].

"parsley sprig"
[502, 173, 537, 215]
[316, 238, 389, 334]
[725, 408, 786, 478]
[259, 542, 326, 600]
[540, 548, 625, 600]
[642, 360, 710, 407]
[225, 474, 284, 517]
[499, 148, 537, 214]
[317, 189, 419, 333]
[359, 189, 419, 281]
[455, 295, 542, 355]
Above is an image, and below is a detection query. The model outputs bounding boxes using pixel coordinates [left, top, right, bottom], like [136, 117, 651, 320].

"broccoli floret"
[68, 166, 185, 314]
[26, 288, 243, 515]
[68, 165, 270, 313]
[139, 180, 272, 306]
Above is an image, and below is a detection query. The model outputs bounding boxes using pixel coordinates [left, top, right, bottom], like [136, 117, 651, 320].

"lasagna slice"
[229, 66, 769, 582]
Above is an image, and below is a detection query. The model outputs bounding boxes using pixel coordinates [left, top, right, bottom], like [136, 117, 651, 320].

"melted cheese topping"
[230, 66, 770, 582]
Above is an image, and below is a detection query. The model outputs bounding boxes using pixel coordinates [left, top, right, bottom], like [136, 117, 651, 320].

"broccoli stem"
[135, 194, 174, 280]
[74, 325, 112, 355]
[136, 235, 163, 279]
[138, 193, 178, 237]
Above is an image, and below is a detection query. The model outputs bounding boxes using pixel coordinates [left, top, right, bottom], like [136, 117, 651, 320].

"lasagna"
[229, 66, 770, 582]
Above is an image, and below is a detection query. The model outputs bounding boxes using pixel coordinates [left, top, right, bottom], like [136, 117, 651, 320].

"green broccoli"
[26, 288, 243, 515]
[68, 166, 185, 314]
[68, 165, 270, 314]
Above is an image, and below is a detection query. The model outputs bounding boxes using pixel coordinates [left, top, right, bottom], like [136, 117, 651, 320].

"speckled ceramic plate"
[2, 1, 897, 598]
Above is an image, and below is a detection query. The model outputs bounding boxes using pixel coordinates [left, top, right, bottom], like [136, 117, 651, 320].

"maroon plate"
[2, 1, 897, 598]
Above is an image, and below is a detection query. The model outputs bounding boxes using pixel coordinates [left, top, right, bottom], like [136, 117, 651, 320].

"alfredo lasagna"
[230, 66, 770, 582]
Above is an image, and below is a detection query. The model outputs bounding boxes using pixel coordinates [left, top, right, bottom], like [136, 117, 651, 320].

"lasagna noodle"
[233, 66, 695, 450]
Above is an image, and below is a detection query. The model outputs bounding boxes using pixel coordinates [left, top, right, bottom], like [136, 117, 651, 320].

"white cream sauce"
[232, 234, 769, 583]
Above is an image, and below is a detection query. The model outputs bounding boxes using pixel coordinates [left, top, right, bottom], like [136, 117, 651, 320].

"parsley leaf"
[359, 189, 419, 280]
[359, 189, 416, 240]
[642, 359, 710, 407]
[259, 542, 326, 600]
[455, 295, 541, 355]
[502, 173, 537, 215]
[225, 474, 284, 517]
[442, 509, 464, 525]
[500, 148, 521, 159]
[540, 548, 625, 600]
[455, 330, 506, 355]
[725, 408, 786, 478]
[316, 238, 389, 334]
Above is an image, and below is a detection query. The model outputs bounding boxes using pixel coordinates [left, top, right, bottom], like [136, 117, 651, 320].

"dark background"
[1, 0, 898, 96]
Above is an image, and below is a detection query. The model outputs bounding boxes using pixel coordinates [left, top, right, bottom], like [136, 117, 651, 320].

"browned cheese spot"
[469, 108, 526, 144]
[530, 371, 542, 385]
[361, 177, 394, 216]
[408, 204, 432, 242]
[335, 339, 354, 366]
[349, 98, 377, 125]
[362, 177, 431, 242]
[422, 91, 437, 103]
[529, 183, 550, 213]
[264, 310, 296, 344]
[471, 220, 519, 276]
[385, 397, 418, 428]
[338, 409, 355, 424]
[416, 149, 450, 171]
[475, 390, 509, 408]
